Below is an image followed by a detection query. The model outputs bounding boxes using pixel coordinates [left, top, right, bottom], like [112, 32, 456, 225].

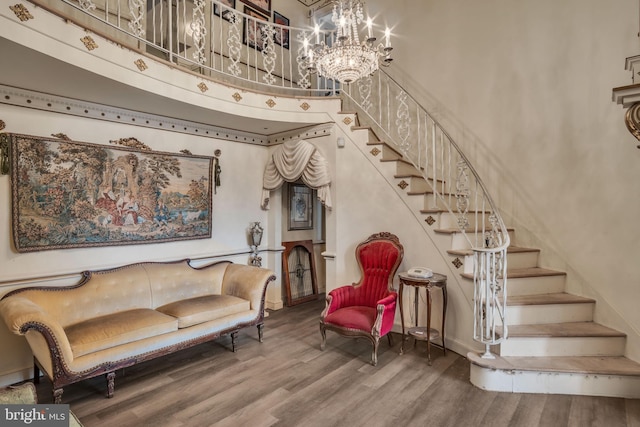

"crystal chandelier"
[305, 0, 393, 84]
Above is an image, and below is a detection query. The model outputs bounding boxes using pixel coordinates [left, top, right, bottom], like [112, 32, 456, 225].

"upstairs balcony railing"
[28, 0, 510, 356]
[35, 0, 340, 96]
[342, 73, 511, 358]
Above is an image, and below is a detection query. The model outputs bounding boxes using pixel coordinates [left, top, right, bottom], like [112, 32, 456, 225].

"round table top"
[398, 271, 447, 285]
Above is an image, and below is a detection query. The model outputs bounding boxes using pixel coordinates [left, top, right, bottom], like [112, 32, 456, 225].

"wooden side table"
[398, 272, 447, 365]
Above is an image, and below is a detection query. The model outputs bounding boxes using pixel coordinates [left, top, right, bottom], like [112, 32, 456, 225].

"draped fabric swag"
[261, 139, 332, 210]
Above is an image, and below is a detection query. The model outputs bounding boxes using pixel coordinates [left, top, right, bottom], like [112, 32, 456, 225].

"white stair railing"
[342, 72, 510, 357]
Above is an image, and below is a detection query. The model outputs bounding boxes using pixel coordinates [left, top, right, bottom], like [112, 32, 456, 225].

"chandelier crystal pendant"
[305, 0, 393, 84]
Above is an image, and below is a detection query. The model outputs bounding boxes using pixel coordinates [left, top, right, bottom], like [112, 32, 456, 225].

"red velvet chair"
[319, 232, 404, 366]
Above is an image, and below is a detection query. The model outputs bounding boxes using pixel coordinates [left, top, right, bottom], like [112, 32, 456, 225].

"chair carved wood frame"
[319, 232, 404, 366]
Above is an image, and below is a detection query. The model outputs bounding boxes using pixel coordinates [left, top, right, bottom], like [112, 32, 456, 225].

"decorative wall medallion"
[197, 82, 209, 93]
[452, 257, 463, 269]
[134, 59, 148, 71]
[624, 102, 640, 149]
[232, 92, 242, 102]
[9, 3, 33, 21]
[398, 180, 409, 190]
[0, 120, 5, 131]
[425, 216, 436, 226]
[300, 102, 310, 111]
[342, 117, 353, 126]
[370, 147, 381, 156]
[51, 133, 71, 141]
[80, 35, 98, 51]
[266, 99, 276, 108]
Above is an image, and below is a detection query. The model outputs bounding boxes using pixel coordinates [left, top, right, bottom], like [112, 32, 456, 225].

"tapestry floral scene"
[9, 134, 213, 252]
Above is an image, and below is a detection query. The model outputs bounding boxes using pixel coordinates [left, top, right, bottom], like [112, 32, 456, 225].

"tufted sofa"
[0, 259, 275, 403]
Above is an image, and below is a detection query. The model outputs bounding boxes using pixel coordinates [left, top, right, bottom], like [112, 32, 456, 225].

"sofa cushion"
[156, 295, 250, 328]
[0, 382, 36, 404]
[65, 309, 178, 357]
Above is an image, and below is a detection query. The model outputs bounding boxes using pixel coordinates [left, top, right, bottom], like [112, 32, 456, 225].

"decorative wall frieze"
[0, 85, 269, 145]
[80, 35, 98, 51]
[9, 3, 33, 21]
[268, 122, 333, 144]
[134, 59, 148, 71]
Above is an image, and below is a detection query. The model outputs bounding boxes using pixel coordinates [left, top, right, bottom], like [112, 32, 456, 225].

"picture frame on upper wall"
[288, 183, 313, 230]
[214, 0, 236, 22]
[243, 6, 269, 51]
[239, 0, 270, 17]
[273, 11, 289, 49]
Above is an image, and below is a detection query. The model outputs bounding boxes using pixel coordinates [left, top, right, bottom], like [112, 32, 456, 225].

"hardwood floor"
[35, 298, 640, 427]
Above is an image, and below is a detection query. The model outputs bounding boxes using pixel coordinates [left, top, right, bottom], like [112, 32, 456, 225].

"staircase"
[341, 112, 640, 399]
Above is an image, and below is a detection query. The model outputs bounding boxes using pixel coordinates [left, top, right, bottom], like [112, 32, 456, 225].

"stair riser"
[457, 249, 539, 274]
[395, 161, 421, 176]
[502, 303, 594, 325]
[507, 275, 566, 296]
[447, 230, 516, 251]
[470, 364, 640, 398]
[499, 336, 626, 357]
[438, 212, 497, 230]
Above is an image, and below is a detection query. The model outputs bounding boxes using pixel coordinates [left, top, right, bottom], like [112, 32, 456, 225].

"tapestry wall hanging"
[9, 133, 213, 252]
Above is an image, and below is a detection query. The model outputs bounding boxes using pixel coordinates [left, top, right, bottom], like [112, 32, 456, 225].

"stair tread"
[461, 267, 565, 280]
[468, 352, 640, 377]
[505, 292, 595, 306]
[448, 245, 540, 256]
[501, 322, 626, 338]
[435, 226, 514, 234]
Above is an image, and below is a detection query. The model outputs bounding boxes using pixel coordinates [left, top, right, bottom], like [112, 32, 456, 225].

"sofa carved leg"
[257, 323, 264, 343]
[33, 359, 40, 384]
[371, 338, 380, 366]
[106, 372, 115, 398]
[53, 388, 63, 404]
[231, 332, 238, 352]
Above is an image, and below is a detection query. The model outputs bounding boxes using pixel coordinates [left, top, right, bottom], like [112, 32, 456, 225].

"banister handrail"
[342, 70, 509, 358]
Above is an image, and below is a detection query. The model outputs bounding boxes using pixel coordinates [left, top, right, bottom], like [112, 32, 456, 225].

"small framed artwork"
[239, 0, 270, 16]
[243, 6, 269, 50]
[214, 0, 236, 22]
[273, 11, 289, 49]
[288, 183, 313, 230]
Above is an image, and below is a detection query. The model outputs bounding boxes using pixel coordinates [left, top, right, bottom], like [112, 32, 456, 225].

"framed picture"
[273, 11, 289, 49]
[214, 0, 236, 22]
[8, 133, 213, 252]
[239, 0, 270, 16]
[243, 6, 269, 50]
[288, 184, 313, 230]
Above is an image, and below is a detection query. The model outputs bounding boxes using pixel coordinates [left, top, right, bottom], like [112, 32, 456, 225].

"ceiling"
[0, 37, 314, 136]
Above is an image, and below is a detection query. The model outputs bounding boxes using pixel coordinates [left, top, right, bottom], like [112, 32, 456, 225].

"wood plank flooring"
[35, 298, 640, 427]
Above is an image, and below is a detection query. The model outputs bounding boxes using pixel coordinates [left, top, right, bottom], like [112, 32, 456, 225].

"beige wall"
[0, 103, 275, 386]
[367, 0, 640, 361]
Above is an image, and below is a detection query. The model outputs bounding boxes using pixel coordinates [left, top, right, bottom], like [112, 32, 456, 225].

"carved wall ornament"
[109, 137, 151, 151]
[232, 92, 242, 102]
[80, 35, 98, 51]
[452, 257, 463, 269]
[370, 147, 381, 157]
[51, 133, 71, 141]
[342, 117, 353, 126]
[197, 82, 209, 93]
[398, 180, 409, 190]
[624, 102, 640, 149]
[9, 3, 33, 21]
[266, 99, 276, 108]
[134, 59, 148, 71]
[300, 102, 311, 111]
[425, 216, 436, 226]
